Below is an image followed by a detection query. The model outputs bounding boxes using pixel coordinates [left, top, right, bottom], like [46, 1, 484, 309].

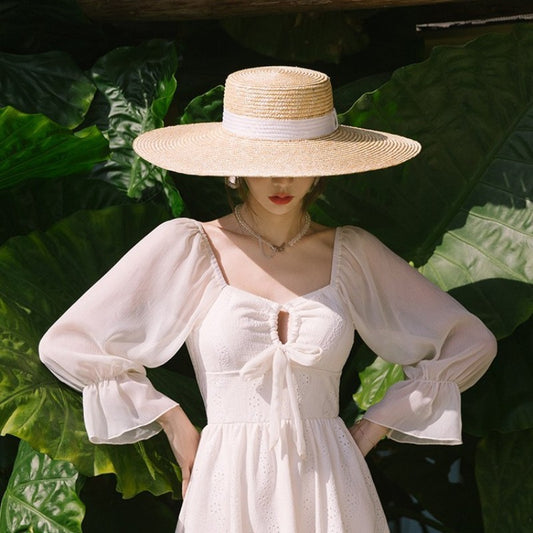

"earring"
[225, 176, 240, 189]
[313, 177, 320, 188]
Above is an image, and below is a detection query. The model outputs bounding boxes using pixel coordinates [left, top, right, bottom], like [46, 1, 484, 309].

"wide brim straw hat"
[133, 65, 421, 178]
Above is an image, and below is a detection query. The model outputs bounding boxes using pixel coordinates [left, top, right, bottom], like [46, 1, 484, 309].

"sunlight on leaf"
[0, 440, 84, 533]
[89, 40, 178, 201]
[354, 357, 404, 410]
[0, 106, 108, 190]
[0, 50, 95, 128]
[322, 25, 533, 339]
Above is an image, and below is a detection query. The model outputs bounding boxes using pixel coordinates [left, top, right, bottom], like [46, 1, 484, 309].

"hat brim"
[133, 123, 421, 177]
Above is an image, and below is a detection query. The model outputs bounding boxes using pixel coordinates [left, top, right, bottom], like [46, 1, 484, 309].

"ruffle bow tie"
[239, 341, 323, 457]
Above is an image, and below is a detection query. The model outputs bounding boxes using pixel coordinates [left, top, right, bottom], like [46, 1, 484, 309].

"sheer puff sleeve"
[337, 226, 497, 445]
[39, 218, 222, 445]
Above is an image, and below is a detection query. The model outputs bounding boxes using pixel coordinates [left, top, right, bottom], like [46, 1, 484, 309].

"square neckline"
[193, 219, 341, 307]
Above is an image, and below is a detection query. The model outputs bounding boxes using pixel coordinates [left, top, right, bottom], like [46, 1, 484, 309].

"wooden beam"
[77, 0, 469, 21]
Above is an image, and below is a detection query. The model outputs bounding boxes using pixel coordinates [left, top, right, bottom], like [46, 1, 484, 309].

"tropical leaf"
[354, 355, 404, 411]
[324, 25, 533, 341]
[418, 99, 533, 337]
[89, 39, 179, 203]
[332, 72, 392, 114]
[179, 85, 224, 126]
[0, 440, 85, 533]
[162, 175, 186, 218]
[476, 429, 533, 533]
[0, 51, 96, 128]
[0, 106, 109, 190]
[0, 204, 207, 498]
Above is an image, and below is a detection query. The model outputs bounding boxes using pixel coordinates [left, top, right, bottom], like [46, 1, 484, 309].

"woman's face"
[243, 177, 316, 215]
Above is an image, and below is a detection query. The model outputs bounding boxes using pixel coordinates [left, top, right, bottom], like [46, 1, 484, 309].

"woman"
[39, 66, 497, 532]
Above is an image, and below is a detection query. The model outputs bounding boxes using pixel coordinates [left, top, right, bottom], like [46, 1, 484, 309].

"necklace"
[234, 204, 311, 257]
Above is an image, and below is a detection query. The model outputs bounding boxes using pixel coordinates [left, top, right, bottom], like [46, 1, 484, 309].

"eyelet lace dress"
[39, 218, 497, 533]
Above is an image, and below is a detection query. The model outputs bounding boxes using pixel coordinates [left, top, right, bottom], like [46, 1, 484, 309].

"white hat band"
[222, 108, 339, 141]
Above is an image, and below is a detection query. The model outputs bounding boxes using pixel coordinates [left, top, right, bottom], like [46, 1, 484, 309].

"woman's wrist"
[349, 418, 389, 455]
[157, 404, 184, 431]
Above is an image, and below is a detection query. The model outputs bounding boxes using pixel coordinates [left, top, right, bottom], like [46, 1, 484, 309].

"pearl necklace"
[234, 204, 311, 257]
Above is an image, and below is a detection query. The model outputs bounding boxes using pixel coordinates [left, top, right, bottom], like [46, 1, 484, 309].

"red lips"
[269, 195, 293, 205]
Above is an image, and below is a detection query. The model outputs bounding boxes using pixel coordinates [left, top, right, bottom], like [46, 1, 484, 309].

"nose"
[271, 177, 294, 187]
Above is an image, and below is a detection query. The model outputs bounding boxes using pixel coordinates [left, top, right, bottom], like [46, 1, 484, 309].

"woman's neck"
[239, 199, 308, 248]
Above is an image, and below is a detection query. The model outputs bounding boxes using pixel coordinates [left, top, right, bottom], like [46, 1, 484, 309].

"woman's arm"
[39, 219, 221, 445]
[158, 406, 201, 498]
[338, 226, 497, 446]
[349, 419, 389, 456]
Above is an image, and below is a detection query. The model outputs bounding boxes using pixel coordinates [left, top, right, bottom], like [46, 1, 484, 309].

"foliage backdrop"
[0, 2, 531, 531]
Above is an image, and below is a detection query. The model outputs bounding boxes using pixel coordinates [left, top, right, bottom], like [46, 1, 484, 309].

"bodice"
[186, 284, 355, 456]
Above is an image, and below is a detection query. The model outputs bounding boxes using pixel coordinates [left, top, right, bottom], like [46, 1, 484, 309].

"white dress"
[39, 218, 497, 533]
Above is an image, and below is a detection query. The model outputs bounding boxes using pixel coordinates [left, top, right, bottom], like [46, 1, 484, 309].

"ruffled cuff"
[363, 379, 462, 445]
[82, 371, 178, 444]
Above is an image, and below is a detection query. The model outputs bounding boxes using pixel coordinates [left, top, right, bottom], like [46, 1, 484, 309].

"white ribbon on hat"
[223, 108, 339, 140]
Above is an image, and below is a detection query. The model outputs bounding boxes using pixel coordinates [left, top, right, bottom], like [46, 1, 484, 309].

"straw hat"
[133, 65, 421, 177]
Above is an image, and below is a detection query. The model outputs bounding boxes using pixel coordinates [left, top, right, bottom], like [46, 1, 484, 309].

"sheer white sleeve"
[337, 226, 497, 444]
[39, 218, 222, 445]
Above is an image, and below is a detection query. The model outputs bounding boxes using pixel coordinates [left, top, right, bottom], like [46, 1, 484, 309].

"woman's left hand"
[349, 419, 389, 457]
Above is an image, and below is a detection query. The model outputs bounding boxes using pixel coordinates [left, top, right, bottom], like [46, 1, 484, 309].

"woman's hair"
[225, 177, 327, 212]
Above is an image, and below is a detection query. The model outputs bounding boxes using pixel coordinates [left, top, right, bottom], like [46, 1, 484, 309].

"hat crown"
[224, 66, 334, 120]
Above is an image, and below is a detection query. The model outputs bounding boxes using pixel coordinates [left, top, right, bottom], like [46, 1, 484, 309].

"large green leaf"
[476, 429, 533, 532]
[354, 354, 403, 411]
[325, 25, 533, 340]
[0, 440, 84, 533]
[89, 40, 179, 202]
[0, 106, 109, 190]
[0, 51, 95, 128]
[0, 204, 207, 498]
[332, 72, 392, 114]
[178, 85, 224, 126]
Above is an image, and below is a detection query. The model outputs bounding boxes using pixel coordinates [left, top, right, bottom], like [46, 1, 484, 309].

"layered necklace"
[234, 204, 311, 257]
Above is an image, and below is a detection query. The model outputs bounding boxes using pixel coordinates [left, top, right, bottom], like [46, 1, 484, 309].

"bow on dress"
[239, 341, 323, 457]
